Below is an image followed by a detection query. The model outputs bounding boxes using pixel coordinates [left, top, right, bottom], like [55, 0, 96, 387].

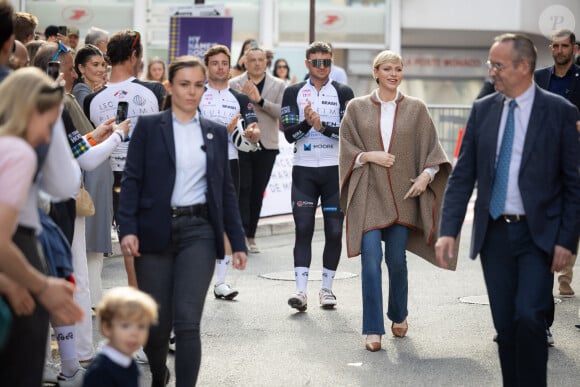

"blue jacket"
[440, 85, 580, 258]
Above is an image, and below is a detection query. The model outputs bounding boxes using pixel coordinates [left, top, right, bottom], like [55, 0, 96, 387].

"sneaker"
[559, 281, 575, 296]
[57, 367, 86, 387]
[319, 288, 337, 309]
[43, 361, 60, 384]
[546, 328, 555, 347]
[214, 283, 239, 300]
[288, 291, 307, 311]
[168, 330, 176, 353]
[135, 347, 148, 364]
[248, 243, 260, 254]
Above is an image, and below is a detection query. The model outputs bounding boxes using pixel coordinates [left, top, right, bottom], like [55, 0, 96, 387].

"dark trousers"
[0, 227, 49, 386]
[238, 149, 278, 238]
[480, 218, 553, 387]
[135, 215, 216, 387]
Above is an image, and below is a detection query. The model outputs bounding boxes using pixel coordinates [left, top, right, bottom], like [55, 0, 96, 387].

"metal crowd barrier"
[427, 104, 472, 160]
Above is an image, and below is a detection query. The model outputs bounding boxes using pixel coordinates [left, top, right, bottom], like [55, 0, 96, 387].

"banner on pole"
[168, 16, 232, 63]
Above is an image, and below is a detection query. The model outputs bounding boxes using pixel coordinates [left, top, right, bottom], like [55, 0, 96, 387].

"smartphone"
[116, 101, 129, 124]
[46, 61, 60, 80]
[116, 101, 130, 141]
[58, 26, 68, 36]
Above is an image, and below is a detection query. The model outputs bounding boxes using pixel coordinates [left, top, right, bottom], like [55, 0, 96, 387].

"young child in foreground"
[83, 286, 158, 387]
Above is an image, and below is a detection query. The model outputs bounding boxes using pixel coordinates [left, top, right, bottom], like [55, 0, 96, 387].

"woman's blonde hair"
[372, 50, 403, 71]
[372, 50, 403, 84]
[97, 286, 158, 328]
[0, 67, 63, 139]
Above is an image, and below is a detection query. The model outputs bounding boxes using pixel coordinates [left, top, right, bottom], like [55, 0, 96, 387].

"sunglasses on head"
[130, 30, 141, 50]
[40, 85, 64, 97]
[308, 59, 332, 68]
[51, 40, 70, 62]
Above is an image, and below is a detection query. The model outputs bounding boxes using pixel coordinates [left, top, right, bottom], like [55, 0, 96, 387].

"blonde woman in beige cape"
[338, 50, 455, 352]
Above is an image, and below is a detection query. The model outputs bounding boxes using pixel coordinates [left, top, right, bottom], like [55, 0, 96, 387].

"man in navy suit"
[534, 29, 580, 297]
[436, 34, 579, 386]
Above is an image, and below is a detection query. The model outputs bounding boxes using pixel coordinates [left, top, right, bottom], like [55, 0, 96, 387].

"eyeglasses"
[276, 65, 288, 69]
[131, 31, 141, 50]
[486, 60, 506, 73]
[308, 59, 332, 68]
[51, 40, 70, 62]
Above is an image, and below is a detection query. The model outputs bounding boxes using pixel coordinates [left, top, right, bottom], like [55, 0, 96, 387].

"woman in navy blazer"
[119, 56, 247, 386]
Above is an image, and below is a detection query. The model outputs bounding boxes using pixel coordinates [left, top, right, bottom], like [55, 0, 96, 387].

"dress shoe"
[365, 335, 381, 352]
[391, 319, 408, 338]
[559, 281, 575, 296]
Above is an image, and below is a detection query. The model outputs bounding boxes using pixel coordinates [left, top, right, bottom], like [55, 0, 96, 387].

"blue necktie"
[489, 99, 517, 219]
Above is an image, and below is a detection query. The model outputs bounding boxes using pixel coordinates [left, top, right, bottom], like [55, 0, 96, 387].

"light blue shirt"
[496, 82, 535, 215]
[170, 114, 207, 206]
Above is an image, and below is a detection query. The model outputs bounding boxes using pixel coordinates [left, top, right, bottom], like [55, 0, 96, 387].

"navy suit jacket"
[440, 85, 580, 258]
[118, 109, 247, 258]
[534, 63, 580, 110]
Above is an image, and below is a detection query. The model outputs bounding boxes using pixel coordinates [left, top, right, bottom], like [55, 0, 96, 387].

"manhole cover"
[459, 295, 563, 305]
[260, 270, 358, 281]
[459, 295, 489, 305]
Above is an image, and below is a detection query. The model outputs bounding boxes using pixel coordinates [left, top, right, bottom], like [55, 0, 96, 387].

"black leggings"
[291, 165, 343, 270]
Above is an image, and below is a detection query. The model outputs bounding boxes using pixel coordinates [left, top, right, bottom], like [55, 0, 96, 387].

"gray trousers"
[135, 215, 216, 387]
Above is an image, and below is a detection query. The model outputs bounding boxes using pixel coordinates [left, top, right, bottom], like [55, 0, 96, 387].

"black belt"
[498, 214, 526, 223]
[15, 225, 36, 236]
[171, 204, 208, 219]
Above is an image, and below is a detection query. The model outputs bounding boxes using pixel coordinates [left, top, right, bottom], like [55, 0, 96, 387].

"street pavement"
[96, 214, 580, 387]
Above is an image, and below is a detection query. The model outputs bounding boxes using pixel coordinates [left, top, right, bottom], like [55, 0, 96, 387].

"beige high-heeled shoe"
[365, 334, 382, 352]
[391, 319, 408, 338]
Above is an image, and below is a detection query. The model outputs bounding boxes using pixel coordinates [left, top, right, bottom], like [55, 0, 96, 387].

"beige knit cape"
[339, 92, 458, 270]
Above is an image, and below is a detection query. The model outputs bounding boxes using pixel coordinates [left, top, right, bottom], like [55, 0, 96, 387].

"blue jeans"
[361, 225, 409, 335]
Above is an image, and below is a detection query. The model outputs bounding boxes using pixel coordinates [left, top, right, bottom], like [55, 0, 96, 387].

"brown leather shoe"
[391, 320, 408, 338]
[559, 282, 575, 296]
[365, 335, 381, 352]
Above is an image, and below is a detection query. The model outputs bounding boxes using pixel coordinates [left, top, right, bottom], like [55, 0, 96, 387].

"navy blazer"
[534, 63, 580, 110]
[118, 109, 247, 258]
[440, 85, 580, 258]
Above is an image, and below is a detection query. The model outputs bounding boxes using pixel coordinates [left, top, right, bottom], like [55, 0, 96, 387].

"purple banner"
[168, 16, 233, 63]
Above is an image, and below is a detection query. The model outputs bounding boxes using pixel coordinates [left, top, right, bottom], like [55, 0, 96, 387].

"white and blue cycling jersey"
[281, 79, 353, 167]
